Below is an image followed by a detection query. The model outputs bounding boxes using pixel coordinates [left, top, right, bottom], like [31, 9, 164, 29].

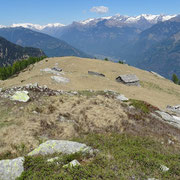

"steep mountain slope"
[0, 36, 45, 66]
[125, 21, 180, 78]
[0, 27, 91, 58]
[60, 20, 139, 59]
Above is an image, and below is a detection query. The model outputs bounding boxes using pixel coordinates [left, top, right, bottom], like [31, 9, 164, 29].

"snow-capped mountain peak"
[7, 23, 65, 31]
[77, 14, 177, 28]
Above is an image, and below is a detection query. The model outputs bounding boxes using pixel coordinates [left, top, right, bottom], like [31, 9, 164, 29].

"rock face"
[88, 71, 105, 77]
[10, 91, 30, 102]
[51, 76, 69, 83]
[0, 157, 24, 180]
[167, 105, 180, 115]
[156, 111, 180, 129]
[116, 74, 140, 86]
[28, 140, 92, 156]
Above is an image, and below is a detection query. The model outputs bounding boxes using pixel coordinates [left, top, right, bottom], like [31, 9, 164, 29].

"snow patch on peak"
[80, 18, 95, 24]
[0, 25, 5, 28]
[9, 23, 65, 30]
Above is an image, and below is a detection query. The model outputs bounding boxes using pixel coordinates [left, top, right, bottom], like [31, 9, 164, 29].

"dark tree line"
[0, 56, 46, 80]
[172, 73, 180, 85]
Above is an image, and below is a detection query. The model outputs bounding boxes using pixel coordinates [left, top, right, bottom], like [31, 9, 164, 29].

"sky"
[0, 0, 180, 25]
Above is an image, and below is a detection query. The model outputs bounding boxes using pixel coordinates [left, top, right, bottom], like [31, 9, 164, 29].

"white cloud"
[90, 6, 109, 14]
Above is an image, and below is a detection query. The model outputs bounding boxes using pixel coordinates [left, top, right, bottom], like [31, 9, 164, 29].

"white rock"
[41, 68, 64, 76]
[51, 76, 69, 83]
[0, 157, 24, 180]
[63, 160, 81, 168]
[47, 157, 59, 163]
[160, 165, 169, 172]
[156, 111, 180, 129]
[116, 94, 129, 101]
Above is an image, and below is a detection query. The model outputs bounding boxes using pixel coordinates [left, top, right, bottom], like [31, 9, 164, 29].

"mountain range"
[0, 14, 180, 79]
[0, 36, 45, 66]
[0, 27, 90, 59]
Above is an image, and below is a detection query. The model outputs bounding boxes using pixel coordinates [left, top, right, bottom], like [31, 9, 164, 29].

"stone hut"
[116, 74, 140, 86]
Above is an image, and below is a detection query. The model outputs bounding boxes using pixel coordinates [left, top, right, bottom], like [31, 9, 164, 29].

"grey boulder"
[28, 140, 92, 156]
[0, 157, 24, 180]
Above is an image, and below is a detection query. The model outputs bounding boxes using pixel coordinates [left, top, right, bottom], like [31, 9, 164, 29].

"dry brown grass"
[0, 57, 180, 157]
[0, 91, 180, 157]
[0, 57, 180, 109]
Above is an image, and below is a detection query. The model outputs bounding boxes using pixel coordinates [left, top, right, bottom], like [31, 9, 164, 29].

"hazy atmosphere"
[0, 0, 180, 179]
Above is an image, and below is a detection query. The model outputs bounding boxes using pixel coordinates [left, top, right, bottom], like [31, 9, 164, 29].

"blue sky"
[0, 0, 180, 25]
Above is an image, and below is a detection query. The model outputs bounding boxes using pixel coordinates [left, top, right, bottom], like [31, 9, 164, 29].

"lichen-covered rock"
[10, 91, 30, 102]
[28, 140, 92, 156]
[0, 157, 24, 180]
[63, 160, 81, 168]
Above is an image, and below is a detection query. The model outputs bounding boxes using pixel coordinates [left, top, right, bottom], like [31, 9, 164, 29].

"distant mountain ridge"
[1, 14, 176, 31]
[1, 14, 180, 79]
[0, 36, 45, 66]
[0, 27, 91, 58]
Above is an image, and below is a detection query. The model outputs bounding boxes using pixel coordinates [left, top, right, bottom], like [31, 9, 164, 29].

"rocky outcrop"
[155, 111, 180, 129]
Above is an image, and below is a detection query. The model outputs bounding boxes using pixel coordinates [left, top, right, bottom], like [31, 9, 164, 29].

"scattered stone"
[160, 165, 169, 172]
[52, 67, 62, 72]
[57, 116, 75, 123]
[47, 157, 59, 163]
[116, 94, 129, 101]
[0, 88, 2, 92]
[150, 71, 165, 79]
[33, 83, 38, 88]
[168, 139, 174, 145]
[147, 178, 159, 180]
[11, 91, 30, 102]
[63, 160, 81, 168]
[88, 71, 105, 77]
[41, 68, 63, 75]
[51, 76, 69, 83]
[116, 74, 140, 86]
[0, 157, 24, 180]
[32, 111, 38, 114]
[28, 140, 93, 156]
